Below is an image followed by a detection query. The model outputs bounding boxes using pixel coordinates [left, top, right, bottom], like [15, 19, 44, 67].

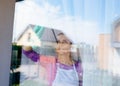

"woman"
[22, 33, 83, 86]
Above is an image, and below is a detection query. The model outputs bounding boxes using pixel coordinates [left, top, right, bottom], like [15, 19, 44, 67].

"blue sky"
[13, 0, 120, 45]
[34, 0, 120, 33]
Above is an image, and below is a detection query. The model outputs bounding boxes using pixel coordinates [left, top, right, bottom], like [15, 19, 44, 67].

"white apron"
[52, 62, 79, 86]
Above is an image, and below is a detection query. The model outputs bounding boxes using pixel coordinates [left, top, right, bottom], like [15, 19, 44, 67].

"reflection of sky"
[13, 0, 120, 45]
[46, 0, 120, 33]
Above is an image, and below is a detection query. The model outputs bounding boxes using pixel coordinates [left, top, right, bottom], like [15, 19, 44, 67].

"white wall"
[0, 0, 15, 86]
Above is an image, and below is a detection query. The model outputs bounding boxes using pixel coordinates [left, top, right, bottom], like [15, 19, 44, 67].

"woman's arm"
[22, 46, 39, 62]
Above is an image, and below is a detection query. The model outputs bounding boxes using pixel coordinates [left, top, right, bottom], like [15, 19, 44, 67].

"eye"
[57, 40, 60, 43]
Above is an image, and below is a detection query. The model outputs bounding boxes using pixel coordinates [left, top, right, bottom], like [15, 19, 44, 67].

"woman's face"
[56, 34, 71, 55]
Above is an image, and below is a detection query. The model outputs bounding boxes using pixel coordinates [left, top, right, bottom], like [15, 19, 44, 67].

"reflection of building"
[114, 26, 120, 42]
[16, 24, 62, 48]
[112, 18, 120, 48]
[17, 25, 41, 46]
[98, 34, 120, 75]
[16, 24, 64, 56]
[98, 34, 112, 70]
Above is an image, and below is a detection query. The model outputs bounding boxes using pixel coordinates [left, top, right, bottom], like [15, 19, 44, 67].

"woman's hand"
[22, 46, 32, 51]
